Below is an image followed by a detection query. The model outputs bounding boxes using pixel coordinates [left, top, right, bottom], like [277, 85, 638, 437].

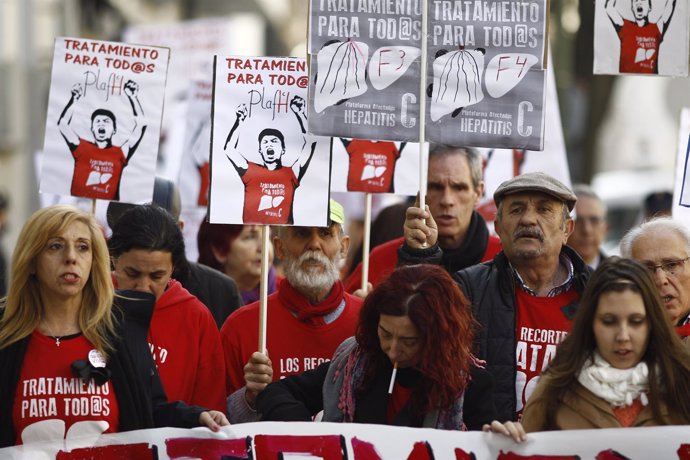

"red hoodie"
[147, 279, 226, 412]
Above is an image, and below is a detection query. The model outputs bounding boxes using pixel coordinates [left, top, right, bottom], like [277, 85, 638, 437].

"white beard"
[284, 250, 341, 294]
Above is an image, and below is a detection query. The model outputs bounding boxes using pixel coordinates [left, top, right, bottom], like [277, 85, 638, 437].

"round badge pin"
[88, 349, 106, 368]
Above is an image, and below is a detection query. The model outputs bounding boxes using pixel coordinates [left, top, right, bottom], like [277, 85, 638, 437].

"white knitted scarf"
[577, 351, 650, 407]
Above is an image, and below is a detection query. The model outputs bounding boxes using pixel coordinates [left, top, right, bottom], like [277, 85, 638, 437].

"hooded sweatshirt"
[148, 279, 226, 412]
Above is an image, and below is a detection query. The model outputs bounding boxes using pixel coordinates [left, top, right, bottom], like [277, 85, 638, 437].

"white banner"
[1, 422, 688, 459]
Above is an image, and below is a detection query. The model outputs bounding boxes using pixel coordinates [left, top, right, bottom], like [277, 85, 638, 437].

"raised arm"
[605, 0, 624, 30]
[224, 104, 249, 174]
[122, 80, 147, 162]
[57, 83, 83, 151]
[289, 95, 316, 180]
[659, 0, 677, 37]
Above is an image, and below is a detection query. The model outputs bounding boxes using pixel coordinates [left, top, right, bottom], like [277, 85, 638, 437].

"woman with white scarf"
[519, 256, 690, 432]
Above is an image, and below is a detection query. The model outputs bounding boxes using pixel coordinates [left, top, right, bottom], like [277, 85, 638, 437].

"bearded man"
[221, 199, 362, 422]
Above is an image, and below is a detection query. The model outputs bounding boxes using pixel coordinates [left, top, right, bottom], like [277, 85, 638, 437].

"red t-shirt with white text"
[345, 140, 400, 193]
[241, 163, 299, 224]
[13, 331, 119, 445]
[71, 139, 127, 200]
[514, 286, 579, 416]
[618, 19, 662, 73]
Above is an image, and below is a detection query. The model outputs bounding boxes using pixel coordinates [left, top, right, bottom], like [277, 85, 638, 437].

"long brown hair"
[356, 264, 478, 416]
[538, 257, 690, 428]
[0, 205, 116, 356]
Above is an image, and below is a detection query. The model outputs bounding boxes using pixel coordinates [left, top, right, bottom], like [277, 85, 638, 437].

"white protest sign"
[124, 16, 265, 180]
[40, 37, 169, 203]
[673, 108, 690, 224]
[594, 0, 689, 76]
[209, 56, 330, 226]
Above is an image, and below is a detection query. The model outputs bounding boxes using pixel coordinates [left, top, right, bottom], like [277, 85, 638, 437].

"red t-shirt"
[241, 162, 299, 224]
[221, 289, 363, 393]
[345, 140, 401, 193]
[618, 19, 662, 74]
[13, 331, 119, 445]
[514, 286, 579, 415]
[71, 139, 127, 200]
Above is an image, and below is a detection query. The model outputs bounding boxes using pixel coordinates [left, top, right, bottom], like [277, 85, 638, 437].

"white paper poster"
[594, 0, 689, 75]
[40, 37, 169, 203]
[209, 56, 331, 226]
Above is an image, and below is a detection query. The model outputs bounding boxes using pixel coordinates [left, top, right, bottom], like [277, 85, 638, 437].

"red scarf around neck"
[278, 278, 345, 326]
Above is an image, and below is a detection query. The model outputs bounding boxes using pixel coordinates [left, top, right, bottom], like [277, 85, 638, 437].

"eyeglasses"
[643, 257, 690, 276]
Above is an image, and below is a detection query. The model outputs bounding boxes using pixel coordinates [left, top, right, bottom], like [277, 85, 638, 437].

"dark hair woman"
[521, 257, 690, 432]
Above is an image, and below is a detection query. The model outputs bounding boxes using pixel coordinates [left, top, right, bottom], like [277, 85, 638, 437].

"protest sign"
[40, 37, 169, 203]
[594, 0, 689, 76]
[178, 77, 213, 209]
[308, 0, 423, 141]
[673, 108, 690, 223]
[124, 17, 265, 180]
[209, 56, 331, 226]
[330, 139, 427, 195]
[425, 0, 549, 150]
[307, 1, 549, 150]
[1, 422, 688, 460]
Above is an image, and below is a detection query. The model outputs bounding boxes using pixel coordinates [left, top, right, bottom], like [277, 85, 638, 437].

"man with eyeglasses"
[567, 184, 609, 269]
[620, 217, 690, 334]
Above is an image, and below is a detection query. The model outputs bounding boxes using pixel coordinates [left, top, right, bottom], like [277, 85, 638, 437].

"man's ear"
[274, 236, 286, 260]
[563, 218, 575, 243]
[474, 181, 486, 206]
[339, 234, 351, 259]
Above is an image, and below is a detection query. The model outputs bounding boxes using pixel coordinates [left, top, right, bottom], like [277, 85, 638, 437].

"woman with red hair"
[256, 264, 496, 430]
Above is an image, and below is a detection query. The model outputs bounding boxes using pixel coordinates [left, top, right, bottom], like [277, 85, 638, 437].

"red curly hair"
[355, 264, 478, 416]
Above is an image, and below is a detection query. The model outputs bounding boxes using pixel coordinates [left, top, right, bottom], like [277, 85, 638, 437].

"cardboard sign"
[425, 0, 549, 150]
[40, 37, 169, 203]
[209, 56, 331, 226]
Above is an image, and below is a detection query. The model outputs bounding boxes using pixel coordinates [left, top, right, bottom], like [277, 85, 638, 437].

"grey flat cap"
[494, 172, 577, 211]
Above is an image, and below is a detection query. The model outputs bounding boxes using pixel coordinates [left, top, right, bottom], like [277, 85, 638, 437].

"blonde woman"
[0, 205, 227, 447]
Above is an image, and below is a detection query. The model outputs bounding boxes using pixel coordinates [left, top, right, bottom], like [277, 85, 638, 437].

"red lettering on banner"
[351, 437, 383, 459]
[166, 437, 251, 460]
[56, 443, 155, 460]
[455, 447, 475, 459]
[254, 434, 346, 459]
[678, 444, 690, 460]
[407, 441, 434, 460]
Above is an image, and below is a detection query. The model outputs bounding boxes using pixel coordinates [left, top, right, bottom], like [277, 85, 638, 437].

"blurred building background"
[1, 0, 690, 258]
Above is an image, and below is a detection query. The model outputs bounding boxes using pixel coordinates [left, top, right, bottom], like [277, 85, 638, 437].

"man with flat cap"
[401, 172, 592, 422]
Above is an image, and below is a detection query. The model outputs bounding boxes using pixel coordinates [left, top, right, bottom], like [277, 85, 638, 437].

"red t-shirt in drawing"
[13, 331, 119, 445]
[241, 162, 299, 224]
[197, 161, 210, 206]
[70, 139, 127, 200]
[618, 19, 662, 74]
[345, 140, 401, 193]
